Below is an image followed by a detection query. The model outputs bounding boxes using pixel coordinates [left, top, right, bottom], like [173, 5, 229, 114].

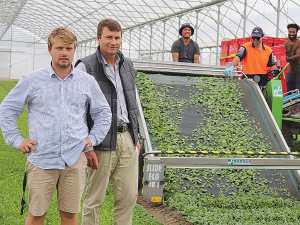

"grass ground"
[0, 81, 162, 224]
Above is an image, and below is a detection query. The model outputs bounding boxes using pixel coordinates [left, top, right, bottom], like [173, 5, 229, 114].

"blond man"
[0, 28, 111, 224]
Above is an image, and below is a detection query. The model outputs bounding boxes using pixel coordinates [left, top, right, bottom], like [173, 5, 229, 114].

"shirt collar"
[101, 54, 120, 66]
[251, 42, 266, 50]
[48, 62, 74, 79]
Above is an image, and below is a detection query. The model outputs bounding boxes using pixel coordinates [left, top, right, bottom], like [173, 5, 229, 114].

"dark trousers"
[244, 74, 269, 87]
[286, 71, 300, 93]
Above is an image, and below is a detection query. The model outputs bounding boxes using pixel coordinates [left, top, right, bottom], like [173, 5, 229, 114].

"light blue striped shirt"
[0, 64, 112, 169]
[76, 55, 129, 126]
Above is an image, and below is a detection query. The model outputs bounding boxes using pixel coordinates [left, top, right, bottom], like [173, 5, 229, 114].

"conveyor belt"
[283, 90, 300, 109]
[140, 74, 300, 199]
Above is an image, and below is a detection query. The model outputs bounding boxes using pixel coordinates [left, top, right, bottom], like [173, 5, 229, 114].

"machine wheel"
[282, 122, 294, 147]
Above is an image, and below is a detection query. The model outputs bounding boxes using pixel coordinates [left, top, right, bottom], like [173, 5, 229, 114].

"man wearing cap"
[171, 23, 200, 63]
[283, 23, 300, 118]
[224, 27, 277, 87]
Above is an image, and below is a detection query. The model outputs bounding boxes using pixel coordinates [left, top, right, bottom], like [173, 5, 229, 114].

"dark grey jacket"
[75, 47, 138, 151]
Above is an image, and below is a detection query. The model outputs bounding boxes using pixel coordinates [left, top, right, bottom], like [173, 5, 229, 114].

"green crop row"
[136, 72, 300, 224]
[167, 192, 300, 224]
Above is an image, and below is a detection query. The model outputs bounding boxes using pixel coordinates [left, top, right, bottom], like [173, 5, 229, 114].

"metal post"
[276, 0, 280, 37]
[178, 16, 181, 38]
[162, 21, 165, 61]
[150, 24, 152, 60]
[9, 26, 12, 79]
[243, 0, 247, 38]
[120, 32, 123, 52]
[90, 40, 92, 55]
[216, 4, 221, 65]
[129, 29, 131, 58]
[85, 41, 87, 57]
[139, 27, 141, 59]
[195, 10, 199, 42]
[33, 28, 35, 70]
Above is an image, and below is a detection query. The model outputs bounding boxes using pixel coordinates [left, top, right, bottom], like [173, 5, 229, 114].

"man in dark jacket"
[75, 18, 140, 225]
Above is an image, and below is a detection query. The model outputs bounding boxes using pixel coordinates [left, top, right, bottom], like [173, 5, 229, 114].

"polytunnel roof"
[1, 0, 300, 53]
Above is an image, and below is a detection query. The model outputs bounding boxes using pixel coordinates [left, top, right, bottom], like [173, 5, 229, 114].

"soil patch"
[137, 190, 193, 225]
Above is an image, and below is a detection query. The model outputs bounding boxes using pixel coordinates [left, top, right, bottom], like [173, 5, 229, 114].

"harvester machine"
[133, 60, 300, 203]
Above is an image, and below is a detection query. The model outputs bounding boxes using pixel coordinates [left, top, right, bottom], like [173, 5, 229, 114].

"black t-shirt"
[171, 38, 200, 63]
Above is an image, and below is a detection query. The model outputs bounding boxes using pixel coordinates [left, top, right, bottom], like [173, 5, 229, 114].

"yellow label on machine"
[151, 197, 162, 202]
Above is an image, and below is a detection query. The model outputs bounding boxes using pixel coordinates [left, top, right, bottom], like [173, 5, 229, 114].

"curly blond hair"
[48, 27, 77, 50]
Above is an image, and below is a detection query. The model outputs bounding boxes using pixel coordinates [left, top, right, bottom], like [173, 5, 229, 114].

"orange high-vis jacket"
[241, 42, 273, 74]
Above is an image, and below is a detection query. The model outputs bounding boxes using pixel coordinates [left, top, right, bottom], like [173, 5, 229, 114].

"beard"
[182, 36, 190, 40]
[289, 34, 297, 40]
[54, 60, 71, 69]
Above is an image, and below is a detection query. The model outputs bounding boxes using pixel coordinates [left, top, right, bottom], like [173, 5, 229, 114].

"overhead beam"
[123, 0, 228, 31]
[0, 0, 28, 40]
[78, 0, 227, 45]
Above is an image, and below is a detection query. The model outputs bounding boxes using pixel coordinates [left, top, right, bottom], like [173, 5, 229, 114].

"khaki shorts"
[25, 152, 87, 216]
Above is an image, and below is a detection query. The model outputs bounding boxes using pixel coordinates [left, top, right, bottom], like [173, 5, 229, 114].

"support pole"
[276, 0, 280, 37]
[129, 29, 131, 58]
[150, 24, 152, 60]
[9, 26, 12, 79]
[195, 10, 199, 42]
[162, 21, 165, 61]
[33, 27, 35, 71]
[243, 0, 247, 37]
[178, 16, 181, 38]
[139, 27, 141, 59]
[216, 4, 221, 65]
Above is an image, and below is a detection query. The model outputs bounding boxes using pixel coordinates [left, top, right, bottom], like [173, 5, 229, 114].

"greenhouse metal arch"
[0, 0, 299, 79]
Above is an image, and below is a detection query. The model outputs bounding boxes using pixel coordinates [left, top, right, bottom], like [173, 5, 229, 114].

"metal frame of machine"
[134, 60, 300, 203]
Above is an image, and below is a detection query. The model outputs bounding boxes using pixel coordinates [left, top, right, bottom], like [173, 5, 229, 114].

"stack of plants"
[136, 72, 300, 224]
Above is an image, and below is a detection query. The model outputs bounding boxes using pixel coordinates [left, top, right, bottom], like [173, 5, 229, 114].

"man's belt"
[117, 125, 128, 133]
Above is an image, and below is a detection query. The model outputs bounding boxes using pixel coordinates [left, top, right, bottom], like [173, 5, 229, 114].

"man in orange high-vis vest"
[224, 27, 277, 87]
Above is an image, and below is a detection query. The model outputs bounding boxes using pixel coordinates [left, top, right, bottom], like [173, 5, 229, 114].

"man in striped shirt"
[0, 28, 111, 224]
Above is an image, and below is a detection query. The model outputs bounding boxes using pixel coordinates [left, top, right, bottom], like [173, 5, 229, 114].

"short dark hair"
[287, 23, 300, 31]
[97, 19, 122, 38]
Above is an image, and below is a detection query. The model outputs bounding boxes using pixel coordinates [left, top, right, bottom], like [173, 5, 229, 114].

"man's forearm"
[287, 54, 300, 61]
[231, 56, 241, 67]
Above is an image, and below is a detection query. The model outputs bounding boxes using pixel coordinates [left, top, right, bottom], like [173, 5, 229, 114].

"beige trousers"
[25, 153, 87, 216]
[82, 131, 138, 225]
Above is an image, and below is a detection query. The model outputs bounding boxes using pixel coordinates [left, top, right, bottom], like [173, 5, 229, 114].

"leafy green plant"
[136, 72, 300, 224]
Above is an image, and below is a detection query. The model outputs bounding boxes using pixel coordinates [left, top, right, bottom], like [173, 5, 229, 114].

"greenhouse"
[1, 0, 299, 78]
[1, 0, 300, 224]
